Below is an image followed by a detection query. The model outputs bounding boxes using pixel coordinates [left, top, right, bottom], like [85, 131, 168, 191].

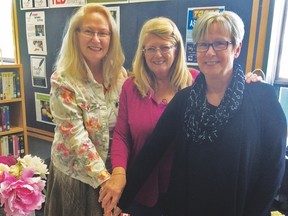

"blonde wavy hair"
[54, 3, 125, 91]
[132, 17, 191, 97]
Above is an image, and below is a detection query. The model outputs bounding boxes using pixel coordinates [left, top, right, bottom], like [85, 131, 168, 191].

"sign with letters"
[49, 0, 86, 8]
[185, 6, 225, 66]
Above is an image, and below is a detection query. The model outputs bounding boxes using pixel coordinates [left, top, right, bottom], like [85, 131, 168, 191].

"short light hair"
[54, 3, 125, 88]
[192, 10, 245, 47]
[132, 17, 191, 97]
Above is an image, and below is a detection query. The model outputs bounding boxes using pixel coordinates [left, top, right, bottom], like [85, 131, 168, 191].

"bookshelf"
[0, 64, 28, 156]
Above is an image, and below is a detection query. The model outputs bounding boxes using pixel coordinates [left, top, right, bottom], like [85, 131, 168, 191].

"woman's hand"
[103, 206, 122, 216]
[99, 167, 126, 213]
[245, 72, 263, 83]
[113, 206, 122, 216]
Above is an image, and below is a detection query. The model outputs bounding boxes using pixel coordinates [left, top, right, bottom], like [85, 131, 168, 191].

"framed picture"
[108, 6, 120, 32]
[35, 92, 54, 125]
[20, 0, 48, 10]
[30, 56, 47, 88]
[26, 11, 47, 55]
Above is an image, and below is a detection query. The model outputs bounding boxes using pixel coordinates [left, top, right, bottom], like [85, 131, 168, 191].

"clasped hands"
[99, 167, 126, 216]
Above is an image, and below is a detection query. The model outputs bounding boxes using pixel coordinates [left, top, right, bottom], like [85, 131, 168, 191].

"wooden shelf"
[0, 126, 24, 136]
[0, 98, 22, 104]
[0, 64, 28, 156]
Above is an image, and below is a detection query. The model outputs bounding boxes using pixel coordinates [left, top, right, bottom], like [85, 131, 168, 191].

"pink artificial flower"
[0, 155, 17, 167]
[0, 168, 45, 216]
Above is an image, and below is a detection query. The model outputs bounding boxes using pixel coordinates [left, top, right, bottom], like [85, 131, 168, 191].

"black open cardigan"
[118, 82, 287, 216]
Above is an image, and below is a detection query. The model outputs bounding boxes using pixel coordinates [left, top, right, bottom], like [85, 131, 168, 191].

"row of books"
[0, 71, 21, 100]
[0, 133, 25, 157]
[0, 105, 10, 132]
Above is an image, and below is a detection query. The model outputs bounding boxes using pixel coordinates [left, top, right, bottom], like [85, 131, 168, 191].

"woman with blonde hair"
[44, 3, 126, 215]
[99, 16, 198, 216]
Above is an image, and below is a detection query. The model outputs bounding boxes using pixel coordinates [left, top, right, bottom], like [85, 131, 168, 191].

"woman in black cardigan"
[116, 11, 287, 216]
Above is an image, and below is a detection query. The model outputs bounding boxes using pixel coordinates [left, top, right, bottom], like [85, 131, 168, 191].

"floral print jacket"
[50, 69, 126, 189]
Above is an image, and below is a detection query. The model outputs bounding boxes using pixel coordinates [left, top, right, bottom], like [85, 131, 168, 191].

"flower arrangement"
[0, 154, 48, 216]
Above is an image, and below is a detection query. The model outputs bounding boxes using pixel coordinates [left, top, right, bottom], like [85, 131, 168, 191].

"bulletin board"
[15, 0, 253, 133]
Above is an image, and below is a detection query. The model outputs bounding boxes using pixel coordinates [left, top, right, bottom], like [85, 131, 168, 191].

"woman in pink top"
[99, 17, 196, 215]
[99, 17, 261, 216]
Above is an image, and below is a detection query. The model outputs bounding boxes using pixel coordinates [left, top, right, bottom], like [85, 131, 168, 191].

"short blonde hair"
[132, 17, 191, 97]
[54, 3, 125, 89]
[192, 10, 245, 47]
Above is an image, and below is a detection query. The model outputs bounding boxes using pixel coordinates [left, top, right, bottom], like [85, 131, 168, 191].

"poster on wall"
[35, 92, 54, 125]
[20, 0, 49, 10]
[30, 56, 47, 88]
[185, 6, 225, 66]
[25, 11, 47, 55]
[49, 0, 86, 8]
[108, 6, 120, 32]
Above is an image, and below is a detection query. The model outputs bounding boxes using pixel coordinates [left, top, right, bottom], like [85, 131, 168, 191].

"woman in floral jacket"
[44, 3, 126, 216]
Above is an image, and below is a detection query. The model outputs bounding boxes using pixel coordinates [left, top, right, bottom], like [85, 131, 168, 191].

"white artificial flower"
[18, 155, 48, 178]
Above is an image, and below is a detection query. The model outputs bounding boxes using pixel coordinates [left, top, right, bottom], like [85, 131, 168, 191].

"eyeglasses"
[143, 45, 175, 56]
[195, 41, 233, 52]
[78, 28, 111, 39]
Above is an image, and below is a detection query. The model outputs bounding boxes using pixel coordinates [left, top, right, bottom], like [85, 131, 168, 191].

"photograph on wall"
[108, 6, 120, 32]
[25, 11, 47, 55]
[20, 0, 49, 10]
[185, 6, 225, 66]
[49, 0, 86, 8]
[87, 0, 128, 4]
[35, 92, 54, 125]
[30, 56, 47, 88]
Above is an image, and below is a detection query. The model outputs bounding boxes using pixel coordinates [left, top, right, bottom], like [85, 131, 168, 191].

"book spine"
[0, 106, 6, 131]
[7, 72, 13, 99]
[8, 135, 13, 155]
[0, 136, 2, 155]
[18, 134, 25, 157]
[0, 106, 3, 132]
[13, 134, 19, 157]
[1, 136, 9, 156]
[0, 72, 2, 100]
[12, 71, 17, 98]
[4, 105, 9, 131]
[15, 71, 20, 98]
[2, 72, 7, 100]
